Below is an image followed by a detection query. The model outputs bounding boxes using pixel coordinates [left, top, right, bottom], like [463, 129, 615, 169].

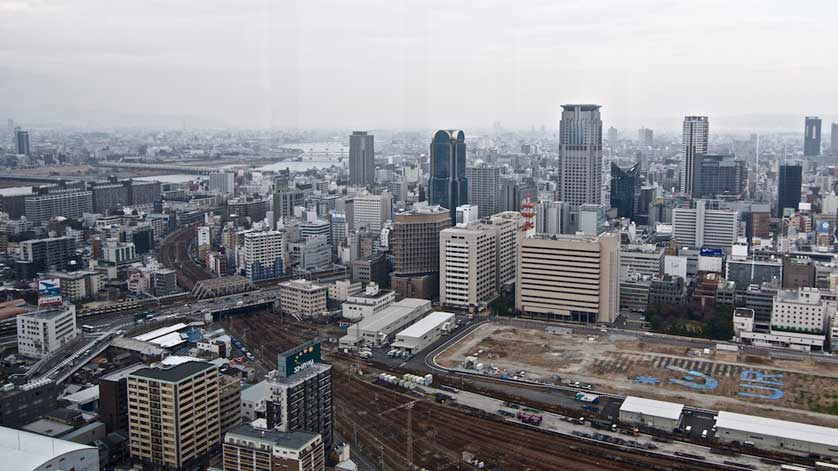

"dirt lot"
[438, 322, 838, 426]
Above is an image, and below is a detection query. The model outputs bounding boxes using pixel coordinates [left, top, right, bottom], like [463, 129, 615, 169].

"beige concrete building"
[278, 279, 328, 317]
[127, 361, 221, 470]
[440, 224, 498, 311]
[516, 233, 620, 323]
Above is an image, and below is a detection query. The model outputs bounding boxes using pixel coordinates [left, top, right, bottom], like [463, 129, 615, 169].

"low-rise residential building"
[222, 425, 325, 471]
[46, 271, 104, 301]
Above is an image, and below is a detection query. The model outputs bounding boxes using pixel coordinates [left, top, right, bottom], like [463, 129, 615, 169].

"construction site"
[436, 320, 838, 427]
[225, 312, 728, 471]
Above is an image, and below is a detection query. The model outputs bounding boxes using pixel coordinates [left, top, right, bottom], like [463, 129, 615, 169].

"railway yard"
[158, 225, 214, 291]
[436, 321, 838, 426]
[224, 312, 759, 471]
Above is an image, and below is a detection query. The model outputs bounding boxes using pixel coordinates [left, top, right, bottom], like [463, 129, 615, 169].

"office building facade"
[209, 172, 235, 194]
[516, 233, 620, 323]
[465, 164, 500, 218]
[352, 192, 392, 232]
[440, 224, 498, 310]
[696, 154, 747, 198]
[559, 104, 603, 206]
[391, 206, 450, 276]
[805, 116, 822, 157]
[16, 304, 78, 359]
[349, 131, 375, 188]
[680, 116, 709, 196]
[777, 164, 802, 217]
[610, 162, 640, 220]
[638, 127, 654, 147]
[672, 200, 738, 249]
[14, 127, 30, 155]
[24, 190, 93, 224]
[429, 130, 468, 224]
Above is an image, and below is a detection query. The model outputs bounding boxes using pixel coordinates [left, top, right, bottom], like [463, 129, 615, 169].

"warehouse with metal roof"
[715, 411, 838, 458]
[339, 298, 431, 349]
[390, 311, 455, 354]
[0, 425, 99, 471]
[618, 396, 684, 430]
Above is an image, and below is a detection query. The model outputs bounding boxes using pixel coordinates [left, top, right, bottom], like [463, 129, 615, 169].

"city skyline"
[1, 1, 837, 130]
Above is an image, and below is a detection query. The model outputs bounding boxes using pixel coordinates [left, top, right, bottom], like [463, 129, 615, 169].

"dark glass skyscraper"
[349, 131, 375, 187]
[777, 164, 802, 217]
[695, 154, 747, 198]
[14, 127, 30, 156]
[804, 116, 822, 157]
[610, 162, 640, 220]
[429, 130, 468, 223]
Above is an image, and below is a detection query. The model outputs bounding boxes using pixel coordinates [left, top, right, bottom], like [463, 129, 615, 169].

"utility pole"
[406, 403, 414, 468]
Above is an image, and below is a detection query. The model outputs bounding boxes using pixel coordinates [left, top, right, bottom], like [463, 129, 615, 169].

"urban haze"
[1, 2, 838, 471]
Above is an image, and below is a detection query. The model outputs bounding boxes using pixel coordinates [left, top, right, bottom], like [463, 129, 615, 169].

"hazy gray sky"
[1, 0, 836, 131]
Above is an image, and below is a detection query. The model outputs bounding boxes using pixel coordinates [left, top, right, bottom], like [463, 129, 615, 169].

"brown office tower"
[390, 205, 451, 299]
[783, 256, 816, 289]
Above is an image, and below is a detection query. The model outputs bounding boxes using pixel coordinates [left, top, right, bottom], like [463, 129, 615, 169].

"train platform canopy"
[619, 396, 684, 421]
[715, 411, 838, 447]
[134, 323, 189, 342]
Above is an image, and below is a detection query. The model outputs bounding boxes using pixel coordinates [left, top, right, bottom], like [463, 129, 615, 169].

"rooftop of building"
[269, 362, 331, 386]
[225, 424, 319, 451]
[0, 425, 96, 471]
[100, 363, 147, 382]
[279, 279, 328, 292]
[561, 104, 601, 111]
[18, 304, 73, 321]
[716, 410, 838, 447]
[619, 396, 683, 420]
[396, 311, 455, 339]
[775, 287, 823, 304]
[525, 232, 609, 243]
[130, 360, 216, 383]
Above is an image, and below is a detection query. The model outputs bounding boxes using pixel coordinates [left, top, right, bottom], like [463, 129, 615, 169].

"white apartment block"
[209, 172, 235, 194]
[243, 230, 285, 281]
[352, 192, 393, 232]
[489, 211, 524, 289]
[278, 279, 328, 317]
[440, 224, 498, 311]
[516, 233, 620, 323]
[672, 200, 738, 249]
[16, 304, 78, 359]
[197, 226, 211, 248]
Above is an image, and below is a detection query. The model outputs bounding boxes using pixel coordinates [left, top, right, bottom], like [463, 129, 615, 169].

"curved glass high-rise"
[429, 130, 468, 224]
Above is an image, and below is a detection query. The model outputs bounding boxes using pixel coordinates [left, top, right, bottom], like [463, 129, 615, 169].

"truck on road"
[575, 392, 600, 403]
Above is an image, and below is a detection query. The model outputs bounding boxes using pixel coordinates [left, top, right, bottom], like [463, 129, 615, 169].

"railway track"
[333, 371, 724, 471]
[158, 225, 214, 291]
